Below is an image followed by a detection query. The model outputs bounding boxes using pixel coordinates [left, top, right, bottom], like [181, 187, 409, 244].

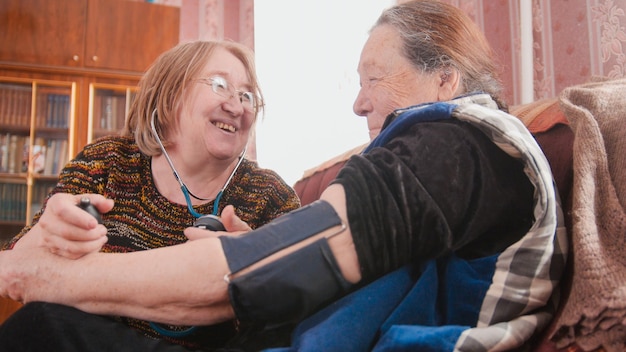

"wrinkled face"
[353, 24, 442, 140]
[176, 47, 256, 162]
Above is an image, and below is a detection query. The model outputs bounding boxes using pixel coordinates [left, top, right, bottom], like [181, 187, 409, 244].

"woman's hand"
[13, 193, 114, 259]
[185, 205, 251, 241]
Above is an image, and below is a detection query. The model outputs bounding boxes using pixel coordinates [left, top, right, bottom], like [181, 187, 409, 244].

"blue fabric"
[373, 325, 465, 352]
[374, 255, 498, 351]
[380, 255, 497, 329]
[365, 102, 456, 152]
[265, 266, 415, 352]
[264, 254, 497, 352]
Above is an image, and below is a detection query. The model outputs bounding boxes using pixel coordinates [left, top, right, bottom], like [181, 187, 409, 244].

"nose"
[353, 89, 370, 117]
[222, 93, 245, 115]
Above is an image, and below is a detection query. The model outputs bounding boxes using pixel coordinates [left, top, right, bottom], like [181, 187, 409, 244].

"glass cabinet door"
[88, 83, 136, 142]
[0, 77, 75, 233]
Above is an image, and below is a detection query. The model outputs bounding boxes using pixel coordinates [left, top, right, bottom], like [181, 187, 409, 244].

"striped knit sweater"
[4, 135, 301, 350]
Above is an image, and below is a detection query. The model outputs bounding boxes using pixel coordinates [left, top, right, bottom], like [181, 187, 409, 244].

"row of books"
[0, 180, 54, 222]
[95, 94, 128, 131]
[44, 94, 71, 128]
[0, 182, 27, 221]
[0, 133, 69, 176]
[0, 85, 70, 128]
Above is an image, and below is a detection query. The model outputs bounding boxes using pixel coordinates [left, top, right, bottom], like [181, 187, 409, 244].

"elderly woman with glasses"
[0, 40, 300, 350]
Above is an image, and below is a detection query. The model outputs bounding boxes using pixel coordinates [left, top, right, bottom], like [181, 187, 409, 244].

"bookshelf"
[0, 0, 181, 315]
[88, 83, 137, 141]
[0, 0, 179, 243]
[0, 77, 75, 237]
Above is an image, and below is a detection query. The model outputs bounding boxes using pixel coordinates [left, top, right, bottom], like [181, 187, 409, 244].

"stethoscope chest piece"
[193, 214, 225, 231]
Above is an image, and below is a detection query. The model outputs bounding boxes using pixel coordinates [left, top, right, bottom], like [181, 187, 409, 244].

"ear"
[436, 68, 461, 101]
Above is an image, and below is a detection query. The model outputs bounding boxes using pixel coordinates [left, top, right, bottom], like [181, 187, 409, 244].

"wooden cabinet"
[0, 0, 87, 69]
[0, 0, 179, 73]
[0, 0, 179, 241]
[85, 0, 180, 72]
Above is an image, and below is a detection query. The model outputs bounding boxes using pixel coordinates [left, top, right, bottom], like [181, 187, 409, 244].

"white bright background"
[254, 1, 394, 186]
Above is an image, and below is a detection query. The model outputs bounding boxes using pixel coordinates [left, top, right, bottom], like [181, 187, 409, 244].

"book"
[101, 95, 113, 130]
[7, 135, 18, 173]
[21, 138, 29, 173]
[43, 139, 55, 176]
[0, 133, 8, 172]
[31, 137, 47, 174]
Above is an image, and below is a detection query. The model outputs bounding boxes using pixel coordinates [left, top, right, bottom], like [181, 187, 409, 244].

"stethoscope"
[149, 109, 245, 337]
[150, 109, 245, 219]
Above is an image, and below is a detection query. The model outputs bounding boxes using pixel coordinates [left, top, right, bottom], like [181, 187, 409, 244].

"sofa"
[294, 78, 626, 351]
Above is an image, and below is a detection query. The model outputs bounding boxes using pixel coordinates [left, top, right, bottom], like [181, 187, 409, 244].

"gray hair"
[374, 0, 507, 110]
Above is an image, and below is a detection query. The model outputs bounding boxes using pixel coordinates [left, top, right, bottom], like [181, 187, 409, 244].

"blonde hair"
[123, 40, 264, 156]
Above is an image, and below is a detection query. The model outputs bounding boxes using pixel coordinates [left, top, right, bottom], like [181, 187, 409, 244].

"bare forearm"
[320, 184, 361, 283]
[0, 238, 233, 326]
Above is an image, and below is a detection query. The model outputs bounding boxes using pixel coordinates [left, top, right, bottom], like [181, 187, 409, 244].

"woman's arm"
[224, 184, 360, 283]
[0, 184, 358, 326]
[1, 237, 233, 325]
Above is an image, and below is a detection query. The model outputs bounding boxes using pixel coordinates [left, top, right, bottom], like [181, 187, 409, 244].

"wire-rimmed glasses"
[197, 76, 256, 113]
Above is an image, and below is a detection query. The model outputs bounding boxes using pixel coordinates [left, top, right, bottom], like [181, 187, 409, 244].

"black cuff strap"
[220, 200, 343, 274]
[229, 238, 352, 325]
[219, 200, 352, 326]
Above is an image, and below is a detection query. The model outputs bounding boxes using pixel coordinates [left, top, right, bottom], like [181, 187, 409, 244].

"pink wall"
[175, 0, 626, 106]
[177, 0, 254, 49]
[437, 0, 626, 105]
[139, 0, 254, 46]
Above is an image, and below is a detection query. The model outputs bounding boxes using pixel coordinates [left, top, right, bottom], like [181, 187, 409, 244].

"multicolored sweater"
[3, 135, 300, 350]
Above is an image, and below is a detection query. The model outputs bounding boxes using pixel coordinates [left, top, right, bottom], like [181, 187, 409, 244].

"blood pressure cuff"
[219, 200, 353, 326]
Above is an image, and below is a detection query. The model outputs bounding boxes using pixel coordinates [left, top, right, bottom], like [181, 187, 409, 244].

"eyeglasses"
[197, 76, 256, 112]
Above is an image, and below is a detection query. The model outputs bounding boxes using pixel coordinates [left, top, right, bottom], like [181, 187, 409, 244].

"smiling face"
[174, 47, 256, 164]
[353, 24, 456, 140]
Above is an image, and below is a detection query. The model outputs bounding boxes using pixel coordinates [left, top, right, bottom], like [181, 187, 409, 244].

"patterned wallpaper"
[172, 0, 626, 105]
[176, 0, 254, 48]
[436, 0, 626, 105]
